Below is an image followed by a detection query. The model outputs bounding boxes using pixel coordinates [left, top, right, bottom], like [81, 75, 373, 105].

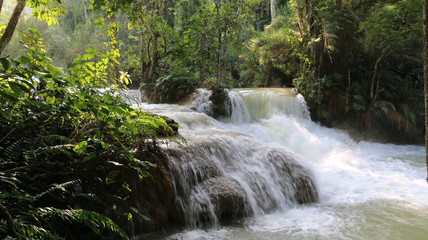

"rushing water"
[128, 88, 428, 240]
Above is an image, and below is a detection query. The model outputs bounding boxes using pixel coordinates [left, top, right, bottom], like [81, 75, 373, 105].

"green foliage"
[27, 0, 68, 25]
[0, 30, 175, 239]
[360, 0, 423, 54]
[246, 15, 303, 86]
[38, 207, 129, 240]
[180, 1, 252, 85]
[1, 0, 423, 143]
[152, 72, 199, 103]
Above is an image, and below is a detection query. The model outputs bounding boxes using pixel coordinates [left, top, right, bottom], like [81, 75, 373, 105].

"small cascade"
[182, 88, 214, 116]
[296, 93, 311, 120]
[227, 88, 311, 123]
[121, 89, 144, 105]
[163, 127, 318, 228]
[227, 91, 251, 123]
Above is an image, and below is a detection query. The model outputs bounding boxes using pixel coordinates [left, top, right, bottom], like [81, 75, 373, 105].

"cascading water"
[139, 90, 318, 228]
[127, 88, 428, 240]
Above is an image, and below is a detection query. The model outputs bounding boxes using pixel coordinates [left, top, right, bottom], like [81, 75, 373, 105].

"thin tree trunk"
[83, 0, 88, 19]
[0, 0, 4, 15]
[140, 33, 147, 81]
[0, 0, 27, 56]
[217, 29, 222, 84]
[370, 47, 387, 104]
[148, 33, 158, 82]
[215, 2, 222, 86]
[424, 0, 428, 182]
[270, 0, 276, 22]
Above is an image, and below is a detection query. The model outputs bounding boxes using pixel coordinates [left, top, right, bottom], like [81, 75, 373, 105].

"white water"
[129, 88, 428, 240]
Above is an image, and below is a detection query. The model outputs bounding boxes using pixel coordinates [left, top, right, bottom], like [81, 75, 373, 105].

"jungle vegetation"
[0, 0, 425, 239]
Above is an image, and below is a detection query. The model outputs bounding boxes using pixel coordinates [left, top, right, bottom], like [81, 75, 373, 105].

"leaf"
[19, 56, 31, 64]
[129, 207, 151, 221]
[10, 81, 31, 94]
[15, 222, 63, 240]
[46, 96, 56, 104]
[75, 100, 87, 109]
[38, 208, 129, 240]
[0, 58, 10, 70]
[0, 91, 18, 102]
[353, 95, 365, 102]
[0, 173, 19, 188]
[122, 121, 138, 134]
[74, 141, 88, 155]
[9, 82, 26, 95]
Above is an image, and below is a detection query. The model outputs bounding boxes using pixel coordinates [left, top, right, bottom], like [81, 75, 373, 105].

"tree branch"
[0, 0, 27, 56]
[0, 202, 24, 238]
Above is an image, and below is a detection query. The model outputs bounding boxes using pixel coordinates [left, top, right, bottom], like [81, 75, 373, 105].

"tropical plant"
[0, 28, 175, 239]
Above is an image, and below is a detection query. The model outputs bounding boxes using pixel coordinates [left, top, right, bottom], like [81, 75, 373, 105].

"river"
[126, 88, 428, 240]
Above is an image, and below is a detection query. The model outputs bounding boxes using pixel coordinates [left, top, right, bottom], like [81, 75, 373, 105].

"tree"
[0, 0, 66, 55]
[425, 0, 428, 182]
[270, 0, 276, 21]
[0, 0, 27, 55]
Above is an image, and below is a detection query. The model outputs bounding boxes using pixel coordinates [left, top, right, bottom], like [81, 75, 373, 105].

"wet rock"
[209, 87, 231, 119]
[201, 177, 249, 220]
[265, 149, 319, 204]
[132, 150, 178, 231]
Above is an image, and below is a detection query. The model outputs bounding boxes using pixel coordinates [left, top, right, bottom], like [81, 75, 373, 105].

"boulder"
[201, 177, 249, 220]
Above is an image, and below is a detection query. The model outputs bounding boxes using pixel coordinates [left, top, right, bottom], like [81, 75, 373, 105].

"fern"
[27, 143, 75, 162]
[34, 179, 81, 200]
[0, 172, 19, 189]
[0, 138, 25, 163]
[14, 222, 63, 240]
[38, 207, 129, 240]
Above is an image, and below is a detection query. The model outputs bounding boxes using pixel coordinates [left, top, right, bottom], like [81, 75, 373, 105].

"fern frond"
[24, 135, 72, 160]
[14, 221, 63, 240]
[27, 144, 75, 161]
[37, 135, 69, 144]
[38, 207, 129, 240]
[0, 172, 19, 189]
[1, 135, 69, 164]
[1, 138, 26, 163]
[34, 180, 81, 200]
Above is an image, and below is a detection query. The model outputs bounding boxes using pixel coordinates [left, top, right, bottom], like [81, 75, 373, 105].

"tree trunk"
[148, 33, 158, 82]
[83, 0, 88, 19]
[424, 0, 428, 182]
[0, 0, 4, 15]
[0, 0, 27, 56]
[270, 0, 276, 22]
[215, 2, 222, 86]
[140, 32, 147, 82]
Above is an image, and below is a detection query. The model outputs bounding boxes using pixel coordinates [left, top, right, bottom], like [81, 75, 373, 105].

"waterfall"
[121, 89, 144, 105]
[164, 127, 317, 227]
[227, 88, 310, 122]
[133, 88, 319, 228]
[124, 88, 428, 240]
[182, 88, 214, 116]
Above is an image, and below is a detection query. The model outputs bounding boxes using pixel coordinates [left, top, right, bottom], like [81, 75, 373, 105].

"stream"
[125, 88, 428, 240]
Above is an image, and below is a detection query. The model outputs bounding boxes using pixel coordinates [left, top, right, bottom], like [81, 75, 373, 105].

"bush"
[146, 72, 199, 103]
[0, 39, 176, 239]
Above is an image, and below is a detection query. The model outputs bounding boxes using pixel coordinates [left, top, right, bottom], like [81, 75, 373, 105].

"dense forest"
[0, 0, 425, 239]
